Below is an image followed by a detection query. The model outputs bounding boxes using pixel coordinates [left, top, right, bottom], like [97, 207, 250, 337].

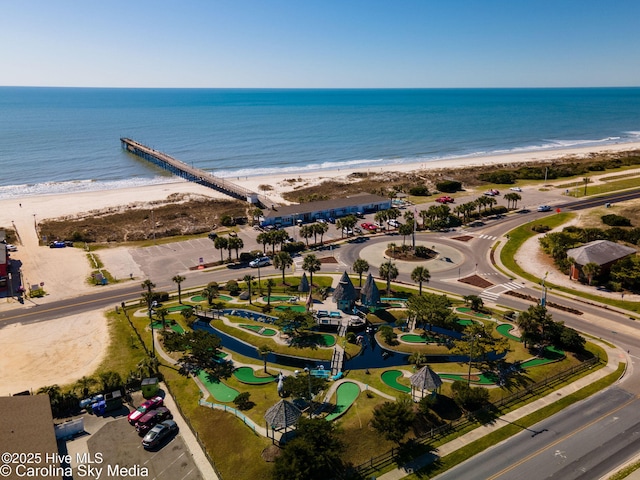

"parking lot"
[85, 416, 203, 480]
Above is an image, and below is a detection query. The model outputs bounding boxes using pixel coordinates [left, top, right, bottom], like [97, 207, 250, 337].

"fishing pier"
[121, 138, 260, 204]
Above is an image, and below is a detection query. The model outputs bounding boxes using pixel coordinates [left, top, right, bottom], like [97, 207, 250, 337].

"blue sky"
[2, 0, 639, 88]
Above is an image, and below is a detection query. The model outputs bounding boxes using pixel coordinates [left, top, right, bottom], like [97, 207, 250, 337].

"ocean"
[1, 87, 640, 199]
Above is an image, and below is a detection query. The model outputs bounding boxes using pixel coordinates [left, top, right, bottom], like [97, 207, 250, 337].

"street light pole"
[467, 334, 481, 386]
[304, 367, 313, 417]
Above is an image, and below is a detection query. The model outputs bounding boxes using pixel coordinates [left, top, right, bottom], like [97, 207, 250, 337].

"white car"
[5, 244, 17, 252]
[342, 227, 353, 236]
[509, 187, 522, 192]
[316, 219, 328, 224]
[249, 256, 271, 268]
[387, 219, 400, 228]
[537, 205, 552, 212]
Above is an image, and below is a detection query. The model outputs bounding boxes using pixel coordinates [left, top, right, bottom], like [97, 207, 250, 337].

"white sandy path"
[0, 312, 109, 395]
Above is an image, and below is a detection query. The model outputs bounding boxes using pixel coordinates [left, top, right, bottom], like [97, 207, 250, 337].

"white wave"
[0, 176, 175, 200]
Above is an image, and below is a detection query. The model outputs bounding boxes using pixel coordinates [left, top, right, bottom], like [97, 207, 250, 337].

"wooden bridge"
[121, 138, 260, 204]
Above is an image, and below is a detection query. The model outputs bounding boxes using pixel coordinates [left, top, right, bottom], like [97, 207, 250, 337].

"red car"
[135, 406, 173, 435]
[436, 196, 454, 204]
[360, 222, 377, 231]
[128, 396, 164, 425]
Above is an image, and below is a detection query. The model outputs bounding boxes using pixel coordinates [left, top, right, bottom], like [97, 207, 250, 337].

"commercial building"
[260, 193, 391, 227]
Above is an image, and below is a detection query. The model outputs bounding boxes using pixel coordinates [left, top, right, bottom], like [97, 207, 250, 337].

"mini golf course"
[190, 294, 233, 302]
[316, 333, 337, 347]
[197, 371, 239, 402]
[240, 324, 277, 336]
[381, 370, 411, 393]
[497, 324, 521, 342]
[233, 367, 277, 385]
[439, 372, 497, 385]
[325, 382, 360, 421]
[263, 295, 296, 302]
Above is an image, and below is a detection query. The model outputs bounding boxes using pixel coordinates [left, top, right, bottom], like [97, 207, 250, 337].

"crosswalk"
[476, 233, 498, 241]
[479, 281, 525, 303]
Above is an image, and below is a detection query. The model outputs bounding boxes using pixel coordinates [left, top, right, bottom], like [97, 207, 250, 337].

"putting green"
[233, 367, 276, 385]
[275, 305, 307, 312]
[457, 318, 475, 326]
[197, 371, 239, 402]
[440, 372, 497, 385]
[455, 307, 492, 319]
[520, 346, 565, 368]
[326, 382, 360, 421]
[400, 334, 438, 343]
[316, 333, 336, 347]
[381, 370, 411, 393]
[262, 295, 294, 302]
[497, 324, 521, 342]
[190, 294, 232, 302]
[239, 324, 277, 336]
[167, 305, 193, 312]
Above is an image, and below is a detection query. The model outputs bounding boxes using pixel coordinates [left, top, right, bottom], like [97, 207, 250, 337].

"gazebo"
[264, 399, 302, 444]
[410, 366, 442, 402]
[332, 271, 357, 311]
[360, 273, 380, 308]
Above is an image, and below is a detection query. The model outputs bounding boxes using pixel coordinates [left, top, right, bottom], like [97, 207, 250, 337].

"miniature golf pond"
[325, 382, 360, 421]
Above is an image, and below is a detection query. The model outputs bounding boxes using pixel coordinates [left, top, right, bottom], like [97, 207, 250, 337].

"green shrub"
[477, 170, 516, 184]
[601, 214, 632, 227]
[532, 224, 551, 233]
[226, 280, 240, 295]
[408, 185, 430, 196]
[436, 180, 462, 193]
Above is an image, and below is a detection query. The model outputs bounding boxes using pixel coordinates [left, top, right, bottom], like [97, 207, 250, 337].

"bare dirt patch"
[452, 235, 474, 242]
[458, 275, 493, 288]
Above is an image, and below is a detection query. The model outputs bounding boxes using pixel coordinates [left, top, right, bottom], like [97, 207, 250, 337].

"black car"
[142, 420, 179, 449]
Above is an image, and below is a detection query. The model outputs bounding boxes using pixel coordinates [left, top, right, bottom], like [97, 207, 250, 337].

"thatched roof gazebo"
[264, 399, 302, 444]
[410, 366, 442, 402]
[332, 271, 357, 312]
[360, 273, 380, 308]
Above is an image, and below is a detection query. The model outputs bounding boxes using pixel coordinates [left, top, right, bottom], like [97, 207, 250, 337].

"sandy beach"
[1, 141, 639, 393]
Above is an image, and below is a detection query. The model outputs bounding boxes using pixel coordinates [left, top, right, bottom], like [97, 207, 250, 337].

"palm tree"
[228, 236, 244, 260]
[155, 307, 169, 330]
[273, 251, 293, 284]
[379, 261, 399, 295]
[299, 225, 313, 247]
[398, 222, 413, 247]
[172, 274, 186, 304]
[258, 344, 274, 373]
[374, 210, 388, 230]
[243, 274, 255, 304]
[503, 192, 521, 210]
[411, 266, 431, 295]
[582, 262, 601, 286]
[352, 258, 370, 286]
[257, 232, 271, 253]
[251, 207, 263, 226]
[314, 222, 329, 244]
[214, 236, 228, 262]
[74, 376, 97, 398]
[266, 278, 276, 306]
[202, 283, 218, 306]
[302, 254, 322, 292]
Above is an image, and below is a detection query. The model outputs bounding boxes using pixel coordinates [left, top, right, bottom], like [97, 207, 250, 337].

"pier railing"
[121, 138, 260, 204]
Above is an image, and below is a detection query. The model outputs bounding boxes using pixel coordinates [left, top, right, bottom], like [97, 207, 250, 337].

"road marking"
[486, 394, 639, 479]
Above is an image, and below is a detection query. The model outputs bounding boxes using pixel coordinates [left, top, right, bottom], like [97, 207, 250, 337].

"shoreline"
[1, 141, 639, 215]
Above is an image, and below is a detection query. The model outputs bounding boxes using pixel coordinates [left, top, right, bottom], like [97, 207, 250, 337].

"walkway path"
[377, 340, 625, 479]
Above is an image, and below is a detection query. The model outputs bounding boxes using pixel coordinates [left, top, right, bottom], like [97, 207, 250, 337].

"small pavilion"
[264, 399, 302, 444]
[410, 366, 443, 402]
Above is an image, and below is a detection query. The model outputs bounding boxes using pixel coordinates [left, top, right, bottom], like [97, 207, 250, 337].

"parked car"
[142, 420, 179, 449]
[342, 227, 353, 236]
[509, 187, 522, 192]
[435, 196, 454, 204]
[328, 217, 336, 224]
[353, 226, 363, 234]
[373, 222, 384, 229]
[484, 189, 500, 196]
[316, 218, 328, 224]
[360, 222, 377, 231]
[249, 256, 271, 268]
[136, 406, 172, 435]
[356, 211, 364, 218]
[49, 241, 66, 248]
[127, 396, 164, 425]
[207, 232, 218, 240]
[537, 205, 552, 212]
[387, 219, 401, 228]
[5, 244, 17, 252]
